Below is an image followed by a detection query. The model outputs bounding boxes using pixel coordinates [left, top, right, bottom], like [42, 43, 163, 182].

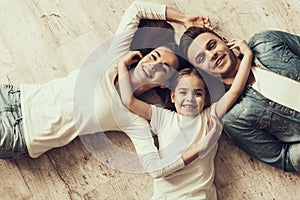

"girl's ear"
[170, 91, 175, 103]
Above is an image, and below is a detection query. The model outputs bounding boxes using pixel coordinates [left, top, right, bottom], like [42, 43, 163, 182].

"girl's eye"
[179, 91, 186, 95]
[195, 91, 204, 96]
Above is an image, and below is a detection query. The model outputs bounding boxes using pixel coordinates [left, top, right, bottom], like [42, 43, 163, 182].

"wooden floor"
[0, 0, 299, 199]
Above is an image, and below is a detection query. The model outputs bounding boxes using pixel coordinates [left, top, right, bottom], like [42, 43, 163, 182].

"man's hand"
[227, 38, 252, 56]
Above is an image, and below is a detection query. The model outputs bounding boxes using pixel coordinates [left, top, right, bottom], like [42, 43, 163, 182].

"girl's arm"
[215, 39, 253, 119]
[118, 51, 152, 120]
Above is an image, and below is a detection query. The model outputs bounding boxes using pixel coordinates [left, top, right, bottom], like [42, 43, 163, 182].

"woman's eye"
[162, 66, 168, 73]
[151, 54, 157, 61]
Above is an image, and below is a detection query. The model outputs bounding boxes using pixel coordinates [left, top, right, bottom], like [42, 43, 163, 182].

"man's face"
[187, 32, 238, 79]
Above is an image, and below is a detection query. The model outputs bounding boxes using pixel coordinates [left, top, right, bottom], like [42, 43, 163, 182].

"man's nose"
[206, 51, 218, 61]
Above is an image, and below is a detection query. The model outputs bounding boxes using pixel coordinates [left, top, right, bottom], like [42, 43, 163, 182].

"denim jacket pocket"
[255, 109, 289, 138]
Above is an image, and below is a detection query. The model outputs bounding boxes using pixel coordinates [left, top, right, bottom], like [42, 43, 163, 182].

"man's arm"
[216, 39, 252, 119]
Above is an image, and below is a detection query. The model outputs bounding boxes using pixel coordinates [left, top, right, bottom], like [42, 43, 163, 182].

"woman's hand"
[183, 15, 213, 30]
[119, 51, 143, 67]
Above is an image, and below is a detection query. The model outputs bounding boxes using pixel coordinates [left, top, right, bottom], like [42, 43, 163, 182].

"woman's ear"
[159, 81, 169, 89]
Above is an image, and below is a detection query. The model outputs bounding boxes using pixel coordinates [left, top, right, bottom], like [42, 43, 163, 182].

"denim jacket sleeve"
[222, 30, 300, 172]
[248, 30, 300, 82]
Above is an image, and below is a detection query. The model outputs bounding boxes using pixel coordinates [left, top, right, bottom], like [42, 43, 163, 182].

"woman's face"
[133, 47, 180, 88]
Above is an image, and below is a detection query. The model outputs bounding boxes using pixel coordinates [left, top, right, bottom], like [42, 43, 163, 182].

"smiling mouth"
[182, 105, 195, 109]
[213, 54, 226, 69]
[142, 66, 152, 78]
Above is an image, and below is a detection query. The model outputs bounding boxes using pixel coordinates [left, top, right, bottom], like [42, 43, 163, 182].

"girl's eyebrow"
[194, 88, 205, 92]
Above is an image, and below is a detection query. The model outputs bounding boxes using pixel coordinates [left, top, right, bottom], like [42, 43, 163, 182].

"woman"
[0, 1, 214, 175]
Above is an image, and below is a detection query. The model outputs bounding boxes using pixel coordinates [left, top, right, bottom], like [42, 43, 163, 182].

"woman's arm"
[116, 1, 212, 34]
[118, 51, 152, 120]
[166, 7, 212, 29]
[215, 39, 253, 119]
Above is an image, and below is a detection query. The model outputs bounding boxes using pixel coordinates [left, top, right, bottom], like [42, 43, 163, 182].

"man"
[179, 27, 300, 172]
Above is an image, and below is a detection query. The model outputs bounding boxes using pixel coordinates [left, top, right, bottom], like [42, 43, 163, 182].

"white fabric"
[150, 104, 218, 200]
[252, 66, 300, 112]
[20, 1, 169, 163]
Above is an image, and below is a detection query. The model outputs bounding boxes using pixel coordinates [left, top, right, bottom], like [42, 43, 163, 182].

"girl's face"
[171, 75, 206, 117]
[133, 47, 179, 88]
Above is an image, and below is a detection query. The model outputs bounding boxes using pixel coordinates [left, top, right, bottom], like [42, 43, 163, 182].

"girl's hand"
[120, 51, 143, 67]
[183, 15, 213, 30]
[227, 38, 252, 56]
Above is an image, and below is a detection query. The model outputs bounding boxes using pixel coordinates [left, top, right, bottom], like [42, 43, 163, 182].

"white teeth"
[183, 105, 194, 109]
[215, 55, 225, 67]
[216, 58, 222, 65]
[142, 66, 151, 78]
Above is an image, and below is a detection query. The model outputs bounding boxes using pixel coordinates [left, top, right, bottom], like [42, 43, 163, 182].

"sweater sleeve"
[115, 1, 166, 35]
[108, 1, 166, 56]
[124, 114, 185, 179]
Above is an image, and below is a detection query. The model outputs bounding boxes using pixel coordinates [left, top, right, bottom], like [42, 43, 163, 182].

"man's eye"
[196, 53, 205, 64]
[208, 42, 216, 50]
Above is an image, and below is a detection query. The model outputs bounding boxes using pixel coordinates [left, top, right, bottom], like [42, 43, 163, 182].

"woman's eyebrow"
[154, 50, 161, 57]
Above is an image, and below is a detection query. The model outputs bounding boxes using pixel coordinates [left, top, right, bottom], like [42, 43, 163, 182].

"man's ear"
[222, 37, 228, 44]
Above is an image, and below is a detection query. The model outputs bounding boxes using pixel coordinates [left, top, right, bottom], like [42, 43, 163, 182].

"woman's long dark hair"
[130, 19, 176, 56]
[130, 19, 178, 109]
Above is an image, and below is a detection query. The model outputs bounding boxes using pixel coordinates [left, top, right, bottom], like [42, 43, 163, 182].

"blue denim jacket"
[222, 30, 300, 172]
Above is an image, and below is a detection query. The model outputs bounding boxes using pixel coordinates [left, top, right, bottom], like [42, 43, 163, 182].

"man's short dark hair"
[179, 27, 223, 60]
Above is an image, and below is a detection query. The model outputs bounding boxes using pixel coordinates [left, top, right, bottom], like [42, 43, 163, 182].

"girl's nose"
[186, 92, 194, 101]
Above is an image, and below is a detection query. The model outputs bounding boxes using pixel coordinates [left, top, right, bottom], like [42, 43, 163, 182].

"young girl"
[118, 38, 252, 199]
